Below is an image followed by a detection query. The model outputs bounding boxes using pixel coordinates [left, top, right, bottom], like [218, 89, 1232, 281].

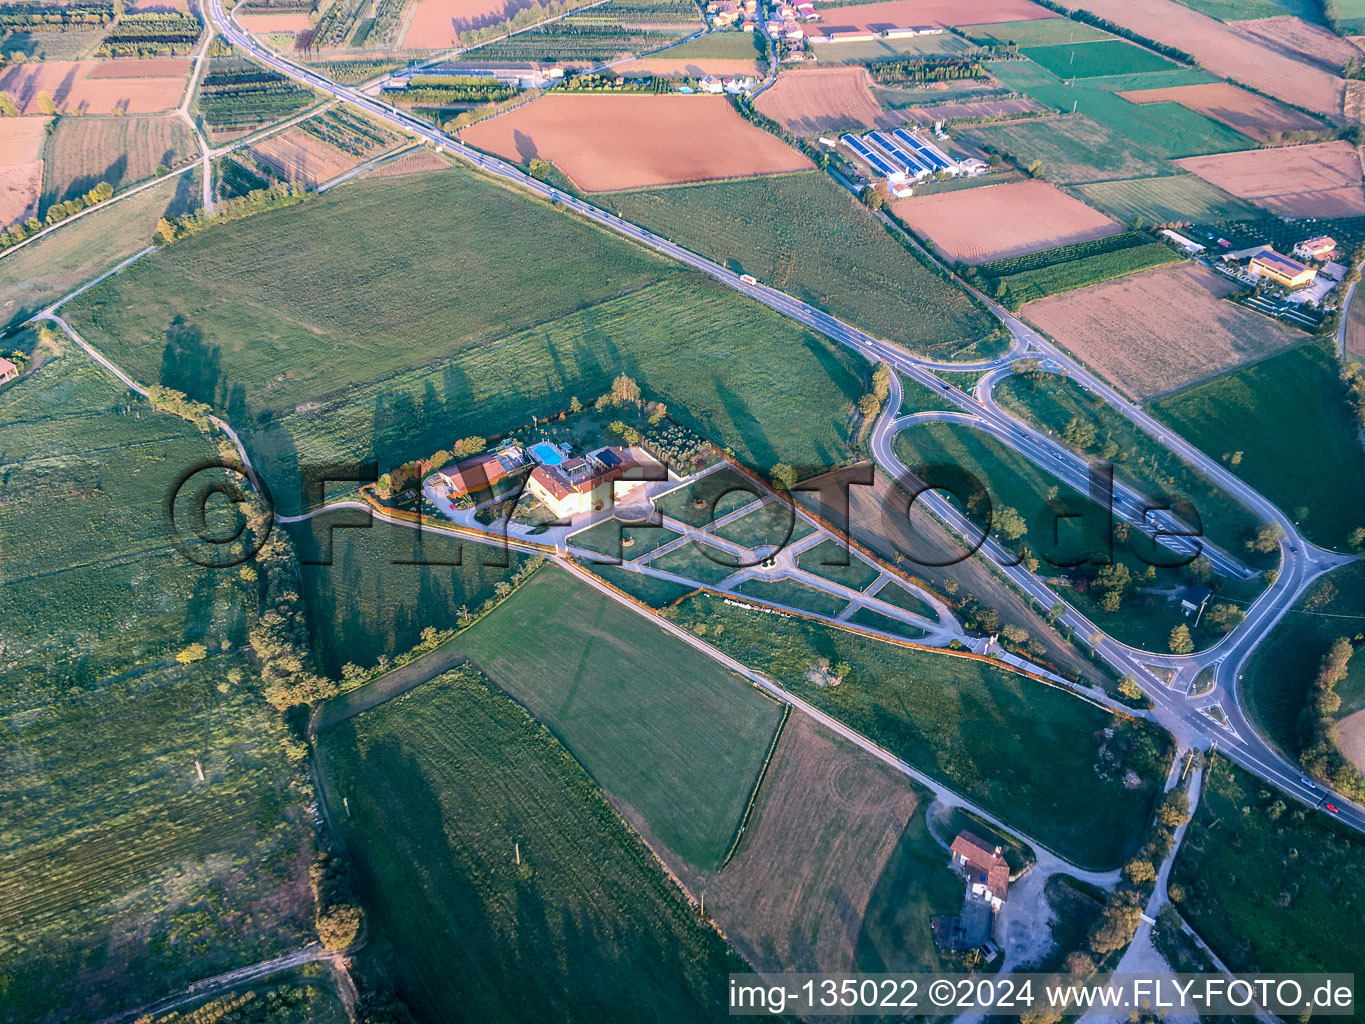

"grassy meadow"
[1170, 757, 1365, 987]
[63, 168, 869, 512]
[288, 517, 534, 676]
[1021, 40, 1176, 78]
[0, 348, 311, 1022]
[450, 567, 784, 870]
[1152, 341, 1365, 549]
[597, 172, 1004, 362]
[672, 594, 1173, 868]
[1075, 174, 1266, 227]
[317, 667, 739, 1023]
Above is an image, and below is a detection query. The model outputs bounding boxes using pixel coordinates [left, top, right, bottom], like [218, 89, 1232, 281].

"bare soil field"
[251, 129, 372, 186]
[615, 57, 763, 77]
[86, 58, 192, 78]
[818, 0, 1057, 31]
[754, 66, 896, 135]
[40, 113, 193, 206]
[0, 118, 49, 229]
[1232, 16, 1365, 74]
[1059, 0, 1343, 117]
[1175, 141, 1365, 218]
[896, 96, 1044, 123]
[892, 179, 1122, 265]
[0, 61, 186, 114]
[649, 715, 923, 973]
[1021, 263, 1306, 398]
[1338, 707, 1365, 773]
[1117, 82, 1320, 142]
[460, 93, 813, 191]
[403, 0, 530, 48]
[235, 11, 312, 34]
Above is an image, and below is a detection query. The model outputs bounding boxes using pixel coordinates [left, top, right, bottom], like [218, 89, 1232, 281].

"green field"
[597, 172, 1003, 362]
[0, 172, 198, 329]
[63, 168, 870, 513]
[734, 576, 851, 616]
[970, 232, 1181, 307]
[892, 419, 1264, 651]
[1152, 342, 1365, 549]
[993, 369, 1268, 561]
[287, 517, 534, 676]
[1075, 174, 1266, 227]
[588, 561, 699, 606]
[968, 18, 1114, 45]
[963, 113, 1170, 185]
[1174, 0, 1314, 19]
[796, 538, 882, 591]
[1328, 0, 1365, 32]
[569, 517, 684, 560]
[318, 667, 738, 1022]
[1243, 562, 1365, 756]
[647, 539, 744, 585]
[673, 594, 1172, 868]
[872, 581, 937, 620]
[653, 30, 762, 59]
[854, 806, 963, 972]
[654, 467, 763, 527]
[1170, 757, 1365, 988]
[846, 606, 928, 639]
[1022, 40, 1176, 78]
[449, 567, 784, 869]
[0, 348, 311, 1021]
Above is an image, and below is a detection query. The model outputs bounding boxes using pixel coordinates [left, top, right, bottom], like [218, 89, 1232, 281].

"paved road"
[116, 1, 1365, 837]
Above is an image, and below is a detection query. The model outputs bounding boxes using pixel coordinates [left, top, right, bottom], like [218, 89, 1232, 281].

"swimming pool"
[530, 442, 564, 466]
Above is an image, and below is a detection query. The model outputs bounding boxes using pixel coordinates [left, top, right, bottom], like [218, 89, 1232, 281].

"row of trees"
[1299, 636, 1365, 800]
[157, 183, 309, 245]
[2, 179, 115, 250]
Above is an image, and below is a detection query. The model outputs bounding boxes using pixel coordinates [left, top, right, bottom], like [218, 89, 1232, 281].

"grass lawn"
[646, 539, 744, 586]
[0, 172, 198, 329]
[846, 606, 928, 639]
[891, 419, 1246, 651]
[1152, 341, 1365, 550]
[317, 667, 738, 1022]
[587, 562, 699, 606]
[968, 19, 1114, 45]
[287, 517, 533, 676]
[1022, 40, 1176, 78]
[449, 567, 784, 870]
[1170, 756, 1365, 984]
[674, 594, 1173, 868]
[734, 576, 851, 616]
[0, 347, 311, 1021]
[569, 517, 684, 560]
[63, 168, 869, 513]
[993, 369, 1268, 562]
[710, 500, 816, 550]
[871, 581, 937, 620]
[796, 538, 882, 591]
[853, 805, 964, 972]
[1242, 562, 1365, 756]
[654, 467, 763, 527]
[597, 171, 1004, 362]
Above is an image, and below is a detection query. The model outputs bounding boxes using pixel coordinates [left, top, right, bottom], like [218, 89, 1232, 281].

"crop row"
[98, 11, 201, 46]
[305, 0, 366, 49]
[581, 0, 702, 21]
[984, 242, 1179, 309]
[201, 88, 314, 125]
[869, 56, 986, 85]
[464, 23, 685, 61]
[298, 108, 395, 154]
[386, 75, 519, 105]
[975, 230, 1152, 276]
[0, 1, 112, 29]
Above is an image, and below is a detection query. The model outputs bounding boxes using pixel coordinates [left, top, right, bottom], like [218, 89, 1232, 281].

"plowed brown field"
[0, 61, 186, 114]
[1021, 263, 1305, 398]
[1058, 0, 1343, 117]
[1232, 16, 1365, 74]
[236, 11, 312, 34]
[892, 179, 1122, 265]
[1175, 141, 1365, 218]
[251, 130, 369, 186]
[402, 0, 531, 48]
[754, 66, 894, 135]
[818, 0, 1056, 31]
[460, 93, 813, 191]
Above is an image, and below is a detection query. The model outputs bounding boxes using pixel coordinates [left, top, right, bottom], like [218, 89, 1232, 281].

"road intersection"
[114, 0, 1365, 838]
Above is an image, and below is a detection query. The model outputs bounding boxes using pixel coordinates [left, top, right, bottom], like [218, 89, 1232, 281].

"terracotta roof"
[0, 357, 17, 377]
[951, 830, 1009, 902]
[438, 453, 508, 496]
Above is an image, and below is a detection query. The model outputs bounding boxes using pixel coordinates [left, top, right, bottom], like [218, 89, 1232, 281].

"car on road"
[1326, 802, 1340, 814]
[1301, 777, 1319, 789]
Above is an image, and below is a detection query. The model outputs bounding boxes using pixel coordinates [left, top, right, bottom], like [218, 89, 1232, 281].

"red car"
[1325, 802, 1340, 814]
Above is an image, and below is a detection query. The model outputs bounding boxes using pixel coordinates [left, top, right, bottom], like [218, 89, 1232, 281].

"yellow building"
[1249, 249, 1316, 289]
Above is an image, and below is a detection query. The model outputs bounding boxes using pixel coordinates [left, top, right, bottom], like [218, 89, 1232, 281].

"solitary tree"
[770, 462, 797, 491]
[996, 505, 1027, 541]
[1169, 624, 1194, 655]
[36, 90, 55, 115]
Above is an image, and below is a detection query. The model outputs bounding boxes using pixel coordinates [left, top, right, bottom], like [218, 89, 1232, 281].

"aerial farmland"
[4, 0, 1365, 1018]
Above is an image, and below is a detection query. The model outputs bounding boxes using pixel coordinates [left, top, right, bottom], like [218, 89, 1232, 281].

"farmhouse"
[434, 445, 527, 498]
[526, 445, 661, 518]
[0, 357, 17, 385]
[950, 830, 1009, 910]
[1249, 248, 1316, 289]
[1293, 235, 1337, 261]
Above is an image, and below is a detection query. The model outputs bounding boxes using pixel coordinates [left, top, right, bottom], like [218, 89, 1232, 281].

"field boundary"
[716, 702, 790, 871]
